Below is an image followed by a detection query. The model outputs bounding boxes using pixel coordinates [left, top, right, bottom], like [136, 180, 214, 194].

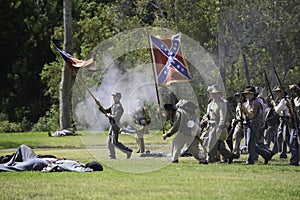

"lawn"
[0, 131, 300, 200]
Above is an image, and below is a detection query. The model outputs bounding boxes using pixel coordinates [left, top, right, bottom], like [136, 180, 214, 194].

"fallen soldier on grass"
[0, 144, 102, 172]
[48, 129, 78, 137]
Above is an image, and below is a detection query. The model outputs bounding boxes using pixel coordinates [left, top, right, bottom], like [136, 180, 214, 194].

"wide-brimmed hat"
[86, 161, 103, 171]
[234, 92, 240, 97]
[209, 85, 222, 94]
[242, 86, 255, 94]
[111, 92, 121, 98]
[206, 85, 214, 93]
[274, 86, 285, 92]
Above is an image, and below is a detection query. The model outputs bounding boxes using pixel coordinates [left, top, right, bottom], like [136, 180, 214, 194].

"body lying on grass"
[0, 144, 103, 172]
[48, 129, 79, 137]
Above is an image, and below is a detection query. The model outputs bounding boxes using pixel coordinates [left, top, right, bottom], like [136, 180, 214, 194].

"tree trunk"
[242, 53, 250, 85]
[60, 0, 73, 129]
[218, 0, 226, 90]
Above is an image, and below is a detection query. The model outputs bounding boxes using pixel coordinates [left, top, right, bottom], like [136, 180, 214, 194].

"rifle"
[227, 120, 237, 141]
[237, 68, 244, 129]
[264, 70, 275, 101]
[227, 68, 244, 140]
[273, 66, 299, 133]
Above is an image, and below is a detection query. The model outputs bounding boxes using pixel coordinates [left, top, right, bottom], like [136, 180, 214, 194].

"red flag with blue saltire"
[53, 44, 94, 72]
[149, 34, 192, 85]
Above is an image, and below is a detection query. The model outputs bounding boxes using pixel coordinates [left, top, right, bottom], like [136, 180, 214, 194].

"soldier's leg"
[279, 123, 288, 158]
[135, 129, 145, 153]
[232, 124, 244, 158]
[289, 129, 299, 166]
[207, 127, 218, 162]
[219, 140, 233, 163]
[245, 126, 256, 164]
[5, 145, 37, 166]
[107, 129, 116, 159]
[171, 134, 187, 162]
[188, 137, 206, 162]
[112, 131, 132, 154]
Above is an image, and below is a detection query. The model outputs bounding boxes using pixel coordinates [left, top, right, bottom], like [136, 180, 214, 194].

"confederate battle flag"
[149, 34, 192, 85]
[53, 44, 95, 73]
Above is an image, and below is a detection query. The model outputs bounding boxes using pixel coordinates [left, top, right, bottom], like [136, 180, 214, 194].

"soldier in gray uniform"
[263, 105, 279, 153]
[162, 100, 207, 164]
[132, 106, 151, 153]
[231, 92, 245, 159]
[105, 92, 132, 159]
[271, 87, 290, 159]
[205, 85, 234, 163]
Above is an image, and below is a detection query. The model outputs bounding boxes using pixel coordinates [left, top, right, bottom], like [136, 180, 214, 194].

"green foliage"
[31, 105, 60, 132]
[40, 60, 62, 101]
[0, 113, 31, 132]
[0, 0, 62, 124]
[1, 0, 299, 127]
[0, 121, 22, 133]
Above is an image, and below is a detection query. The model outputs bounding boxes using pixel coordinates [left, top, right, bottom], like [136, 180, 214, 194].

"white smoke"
[74, 54, 157, 131]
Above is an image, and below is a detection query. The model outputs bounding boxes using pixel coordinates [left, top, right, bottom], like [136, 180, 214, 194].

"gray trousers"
[171, 132, 205, 162]
[108, 127, 132, 159]
[232, 123, 244, 156]
[135, 125, 149, 153]
[207, 125, 232, 162]
[277, 118, 289, 157]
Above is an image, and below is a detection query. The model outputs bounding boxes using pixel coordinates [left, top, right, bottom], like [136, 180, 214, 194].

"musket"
[227, 120, 237, 141]
[264, 70, 275, 101]
[227, 68, 244, 140]
[75, 73, 108, 117]
[237, 68, 244, 129]
[273, 66, 299, 133]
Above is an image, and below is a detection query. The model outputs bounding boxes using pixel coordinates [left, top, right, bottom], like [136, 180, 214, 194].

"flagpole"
[147, 31, 165, 134]
[72, 70, 108, 117]
[52, 42, 108, 117]
[148, 36, 162, 106]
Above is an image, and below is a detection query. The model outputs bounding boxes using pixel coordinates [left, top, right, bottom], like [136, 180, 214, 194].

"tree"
[0, 0, 61, 126]
[60, 0, 73, 129]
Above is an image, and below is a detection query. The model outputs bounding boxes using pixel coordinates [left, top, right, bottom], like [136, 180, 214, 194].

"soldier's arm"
[163, 112, 181, 139]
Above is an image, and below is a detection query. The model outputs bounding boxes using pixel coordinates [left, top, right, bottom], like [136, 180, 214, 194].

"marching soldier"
[162, 100, 207, 164]
[132, 105, 151, 153]
[231, 92, 245, 159]
[103, 92, 132, 159]
[271, 86, 290, 159]
[288, 84, 300, 166]
[263, 103, 279, 153]
[241, 86, 274, 164]
[205, 85, 234, 164]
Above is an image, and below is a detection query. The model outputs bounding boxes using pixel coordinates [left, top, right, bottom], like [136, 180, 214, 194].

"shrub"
[31, 105, 59, 132]
[0, 120, 22, 133]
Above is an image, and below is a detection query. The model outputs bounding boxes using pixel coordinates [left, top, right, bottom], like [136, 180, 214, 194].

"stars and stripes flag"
[53, 44, 95, 72]
[149, 34, 192, 85]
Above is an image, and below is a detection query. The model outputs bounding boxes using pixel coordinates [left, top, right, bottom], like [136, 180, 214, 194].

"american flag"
[149, 34, 192, 85]
[53, 44, 94, 72]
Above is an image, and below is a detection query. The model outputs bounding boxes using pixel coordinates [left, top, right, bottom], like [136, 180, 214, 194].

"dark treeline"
[0, 0, 299, 132]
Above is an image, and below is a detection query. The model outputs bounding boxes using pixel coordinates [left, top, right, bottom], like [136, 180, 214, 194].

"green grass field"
[1, 131, 300, 200]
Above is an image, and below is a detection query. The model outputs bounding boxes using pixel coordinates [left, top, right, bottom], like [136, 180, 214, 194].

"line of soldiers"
[228, 84, 300, 165]
[99, 83, 299, 166]
[162, 83, 300, 166]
